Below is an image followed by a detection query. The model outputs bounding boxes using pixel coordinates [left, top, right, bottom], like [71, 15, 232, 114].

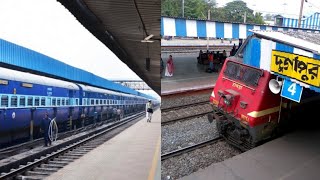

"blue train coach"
[0, 67, 148, 146]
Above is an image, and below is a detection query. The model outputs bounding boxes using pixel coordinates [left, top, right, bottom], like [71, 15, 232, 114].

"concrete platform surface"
[180, 130, 320, 180]
[161, 53, 218, 94]
[46, 110, 161, 180]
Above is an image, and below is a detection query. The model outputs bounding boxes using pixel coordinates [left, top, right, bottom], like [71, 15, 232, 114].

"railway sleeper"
[41, 163, 64, 169]
[54, 157, 74, 162]
[49, 160, 69, 165]
[33, 167, 59, 173]
[59, 155, 79, 159]
[26, 170, 50, 176]
[74, 149, 91, 152]
[67, 152, 86, 156]
[17, 175, 46, 180]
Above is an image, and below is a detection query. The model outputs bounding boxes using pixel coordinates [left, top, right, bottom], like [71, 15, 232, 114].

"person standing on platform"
[41, 112, 52, 147]
[209, 52, 214, 72]
[161, 58, 164, 77]
[165, 55, 174, 77]
[146, 100, 153, 122]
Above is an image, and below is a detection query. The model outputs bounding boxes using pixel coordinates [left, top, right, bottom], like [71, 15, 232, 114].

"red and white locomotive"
[208, 56, 319, 151]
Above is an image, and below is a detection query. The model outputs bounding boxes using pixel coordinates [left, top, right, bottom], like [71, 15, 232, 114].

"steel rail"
[0, 112, 144, 179]
[161, 101, 209, 112]
[161, 136, 222, 161]
[161, 111, 212, 126]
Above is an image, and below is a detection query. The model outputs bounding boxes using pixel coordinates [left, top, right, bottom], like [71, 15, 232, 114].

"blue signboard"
[281, 79, 303, 103]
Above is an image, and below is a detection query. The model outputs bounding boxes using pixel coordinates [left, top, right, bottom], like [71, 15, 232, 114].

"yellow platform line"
[148, 135, 161, 180]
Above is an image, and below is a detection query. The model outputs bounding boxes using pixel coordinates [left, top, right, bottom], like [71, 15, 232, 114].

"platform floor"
[46, 110, 161, 180]
[180, 129, 320, 180]
[161, 53, 219, 94]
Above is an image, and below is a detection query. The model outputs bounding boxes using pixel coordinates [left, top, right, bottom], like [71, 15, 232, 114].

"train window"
[47, 98, 51, 106]
[66, 99, 69, 106]
[224, 61, 262, 87]
[75, 99, 79, 105]
[91, 99, 94, 105]
[52, 98, 56, 106]
[104, 100, 106, 104]
[35, 97, 40, 106]
[82, 99, 86, 105]
[96, 99, 99, 105]
[57, 99, 61, 106]
[27, 97, 33, 106]
[62, 99, 65, 106]
[224, 61, 241, 79]
[20, 96, 26, 107]
[241, 67, 262, 86]
[1, 95, 8, 107]
[41, 97, 45, 106]
[11, 96, 18, 107]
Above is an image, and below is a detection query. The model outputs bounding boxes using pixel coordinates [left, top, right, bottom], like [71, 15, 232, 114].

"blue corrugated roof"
[0, 38, 155, 98]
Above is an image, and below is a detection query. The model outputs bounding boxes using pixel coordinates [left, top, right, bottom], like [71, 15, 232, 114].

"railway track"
[161, 101, 212, 125]
[0, 113, 137, 160]
[0, 112, 144, 180]
[161, 101, 209, 112]
[161, 136, 222, 161]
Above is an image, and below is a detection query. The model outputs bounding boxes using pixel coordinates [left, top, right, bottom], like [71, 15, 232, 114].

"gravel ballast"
[161, 141, 241, 180]
[161, 116, 219, 154]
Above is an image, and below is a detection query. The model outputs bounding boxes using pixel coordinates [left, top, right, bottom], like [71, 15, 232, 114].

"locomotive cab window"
[11, 96, 18, 107]
[224, 61, 262, 87]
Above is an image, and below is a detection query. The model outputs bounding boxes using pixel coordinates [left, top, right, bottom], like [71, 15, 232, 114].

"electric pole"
[182, 0, 184, 17]
[298, 0, 306, 28]
[207, 9, 210, 51]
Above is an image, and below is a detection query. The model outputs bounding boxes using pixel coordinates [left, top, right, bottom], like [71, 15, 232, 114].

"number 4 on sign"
[288, 83, 296, 96]
[280, 79, 303, 103]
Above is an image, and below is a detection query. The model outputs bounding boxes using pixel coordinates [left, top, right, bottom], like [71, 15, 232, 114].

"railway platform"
[45, 110, 161, 180]
[180, 129, 320, 180]
[161, 53, 218, 95]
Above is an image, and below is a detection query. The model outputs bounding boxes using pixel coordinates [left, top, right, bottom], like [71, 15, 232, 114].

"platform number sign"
[281, 79, 303, 103]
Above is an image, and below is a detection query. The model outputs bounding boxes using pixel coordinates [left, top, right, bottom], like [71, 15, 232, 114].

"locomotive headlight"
[223, 94, 232, 106]
[224, 98, 231, 106]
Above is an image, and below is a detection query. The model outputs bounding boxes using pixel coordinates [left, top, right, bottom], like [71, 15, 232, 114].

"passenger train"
[0, 67, 150, 146]
[208, 57, 320, 151]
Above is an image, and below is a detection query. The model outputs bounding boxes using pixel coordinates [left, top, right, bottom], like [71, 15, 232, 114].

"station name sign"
[271, 50, 320, 87]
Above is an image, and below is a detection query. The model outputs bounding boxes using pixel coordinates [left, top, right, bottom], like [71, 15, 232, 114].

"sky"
[0, 0, 160, 100]
[217, 0, 320, 18]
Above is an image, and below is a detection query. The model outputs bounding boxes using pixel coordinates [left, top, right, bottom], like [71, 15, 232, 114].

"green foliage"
[161, 0, 265, 24]
[162, 0, 182, 17]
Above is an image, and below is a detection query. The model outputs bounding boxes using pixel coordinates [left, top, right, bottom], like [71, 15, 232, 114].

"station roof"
[251, 30, 320, 54]
[56, 0, 161, 95]
[0, 38, 156, 100]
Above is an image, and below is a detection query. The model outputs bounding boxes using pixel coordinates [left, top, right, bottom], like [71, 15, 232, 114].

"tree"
[222, 0, 264, 24]
[161, 0, 265, 24]
[162, 0, 182, 17]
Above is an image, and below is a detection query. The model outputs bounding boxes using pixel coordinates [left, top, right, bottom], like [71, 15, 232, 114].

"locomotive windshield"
[223, 61, 262, 87]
